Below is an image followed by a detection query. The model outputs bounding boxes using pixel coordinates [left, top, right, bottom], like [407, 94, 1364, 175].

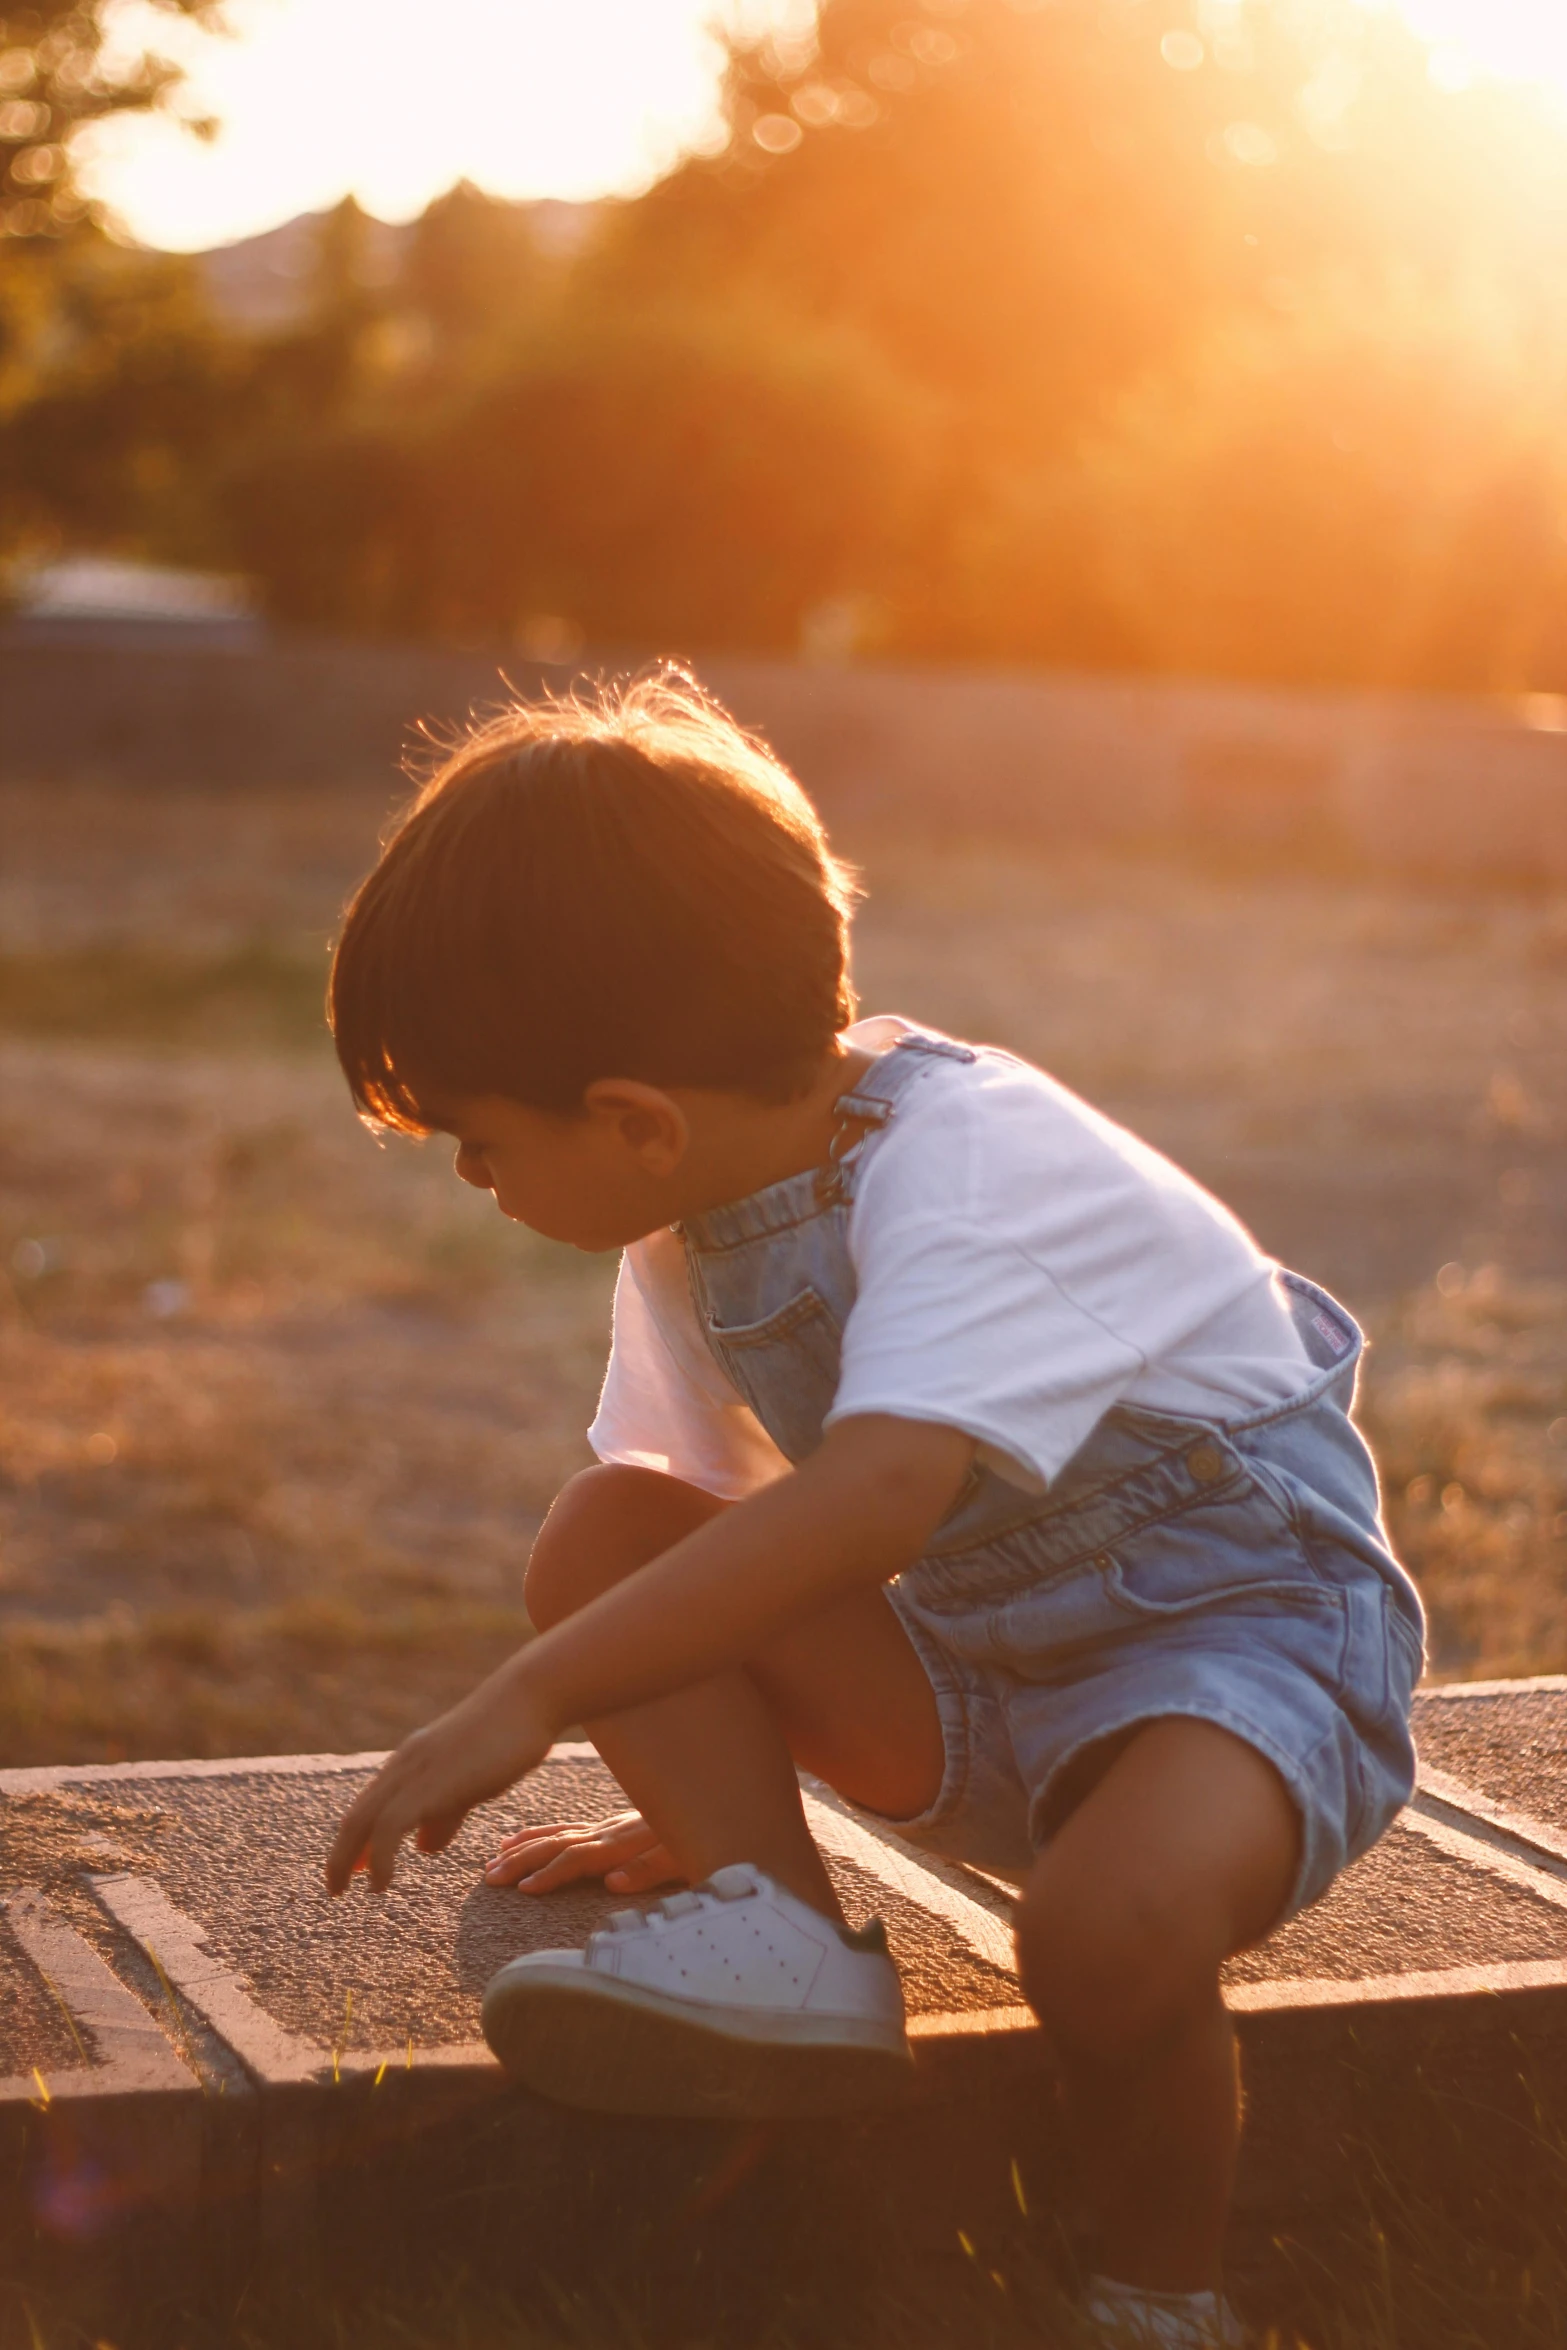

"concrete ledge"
[5, 1686, 1567, 2319]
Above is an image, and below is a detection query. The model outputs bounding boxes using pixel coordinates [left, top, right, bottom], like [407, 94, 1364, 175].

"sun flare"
[81, 0, 756, 250]
[79, 0, 1567, 255]
[1395, 0, 1567, 97]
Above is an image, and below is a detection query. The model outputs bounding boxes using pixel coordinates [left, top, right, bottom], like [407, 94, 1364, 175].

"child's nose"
[454, 1145, 491, 1190]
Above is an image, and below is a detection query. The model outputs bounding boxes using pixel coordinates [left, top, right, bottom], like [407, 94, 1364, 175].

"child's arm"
[325, 1414, 973, 1893]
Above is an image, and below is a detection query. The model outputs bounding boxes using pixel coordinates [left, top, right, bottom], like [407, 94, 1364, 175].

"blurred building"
[3, 558, 265, 651]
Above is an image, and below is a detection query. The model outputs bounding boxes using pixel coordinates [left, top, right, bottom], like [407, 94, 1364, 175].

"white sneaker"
[1084, 2278, 1247, 2349]
[482, 1861, 912, 2118]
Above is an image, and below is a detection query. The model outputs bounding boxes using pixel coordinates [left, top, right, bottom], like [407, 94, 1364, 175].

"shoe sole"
[481, 1967, 914, 2120]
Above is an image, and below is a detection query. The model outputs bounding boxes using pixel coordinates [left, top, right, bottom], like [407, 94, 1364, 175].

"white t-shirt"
[589, 1016, 1310, 1500]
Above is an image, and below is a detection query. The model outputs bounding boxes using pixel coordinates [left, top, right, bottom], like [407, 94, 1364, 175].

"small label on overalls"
[1312, 1308, 1352, 1356]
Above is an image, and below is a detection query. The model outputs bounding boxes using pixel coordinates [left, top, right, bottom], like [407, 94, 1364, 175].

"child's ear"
[581, 1080, 689, 1176]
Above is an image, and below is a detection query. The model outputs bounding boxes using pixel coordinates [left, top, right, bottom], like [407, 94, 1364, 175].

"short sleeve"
[825, 1213, 1145, 1491]
[589, 1239, 789, 1501]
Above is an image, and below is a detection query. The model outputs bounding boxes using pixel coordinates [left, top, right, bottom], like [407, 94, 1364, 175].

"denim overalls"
[678, 1028, 1425, 1911]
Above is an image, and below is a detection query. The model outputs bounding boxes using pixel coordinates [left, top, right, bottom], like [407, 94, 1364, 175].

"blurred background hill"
[5, 0, 1567, 692]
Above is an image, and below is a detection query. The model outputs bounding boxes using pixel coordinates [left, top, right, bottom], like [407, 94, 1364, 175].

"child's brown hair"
[330, 672, 859, 1127]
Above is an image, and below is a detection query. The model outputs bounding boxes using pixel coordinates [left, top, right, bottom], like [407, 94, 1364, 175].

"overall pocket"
[704, 1285, 843, 1465]
[1385, 1587, 1426, 1692]
[1102, 1483, 1346, 1630]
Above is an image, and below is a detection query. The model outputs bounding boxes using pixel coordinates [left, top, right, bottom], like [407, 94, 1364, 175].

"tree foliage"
[0, 0, 221, 558]
[0, 0, 218, 240]
[8, 0, 1567, 694]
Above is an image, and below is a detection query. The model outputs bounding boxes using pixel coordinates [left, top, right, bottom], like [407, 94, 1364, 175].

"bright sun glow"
[78, 0, 1567, 255]
[79, 0, 789, 250]
[1395, 0, 1567, 97]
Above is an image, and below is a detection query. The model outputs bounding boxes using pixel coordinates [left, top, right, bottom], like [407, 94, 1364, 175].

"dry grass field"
[1, 775, 1565, 1767]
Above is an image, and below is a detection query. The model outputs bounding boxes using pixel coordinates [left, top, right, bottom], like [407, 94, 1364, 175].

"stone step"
[5, 1686, 1567, 2324]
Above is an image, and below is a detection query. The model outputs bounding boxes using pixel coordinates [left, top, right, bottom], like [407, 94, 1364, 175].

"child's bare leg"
[1016, 1717, 1299, 2295]
[506, 1463, 944, 1922]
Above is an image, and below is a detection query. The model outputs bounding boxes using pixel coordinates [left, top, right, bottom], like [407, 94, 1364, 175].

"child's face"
[432, 1085, 690, 1252]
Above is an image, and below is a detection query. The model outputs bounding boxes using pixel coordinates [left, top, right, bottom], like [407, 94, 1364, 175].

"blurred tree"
[221, 300, 936, 651]
[400, 180, 550, 368]
[586, 0, 1567, 668]
[597, 0, 1239, 456]
[253, 196, 393, 414]
[0, 236, 235, 562]
[0, 0, 228, 566]
[0, 0, 220, 242]
[11, 0, 1567, 697]
[1080, 280, 1567, 692]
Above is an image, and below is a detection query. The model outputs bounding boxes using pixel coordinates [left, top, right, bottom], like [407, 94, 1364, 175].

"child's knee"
[1016, 1857, 1222, 2065]
[524, 1464, 726, 1631]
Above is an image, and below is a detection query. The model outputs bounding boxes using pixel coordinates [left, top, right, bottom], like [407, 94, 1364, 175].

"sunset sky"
[81, 0, 1567, 254]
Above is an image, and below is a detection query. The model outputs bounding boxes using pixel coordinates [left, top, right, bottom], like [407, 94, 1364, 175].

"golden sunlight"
[80, 0, 784, 249]
[78, 0, 1567, 256]
[1393, 0, 1567, 98]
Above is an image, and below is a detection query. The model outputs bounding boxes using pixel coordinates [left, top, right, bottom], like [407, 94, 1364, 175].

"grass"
[0, 1593, 534, 1761]
[0, 941, 329, 1052]
[7, 2106, 1567, 2349]
[1264, 2101, 1567, 2350]
[1, 789, 1565, 1762]
[1363, 1267, 1567, 1675]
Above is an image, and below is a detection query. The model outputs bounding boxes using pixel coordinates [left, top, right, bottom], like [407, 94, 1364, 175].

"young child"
[324, 675, 1423, 2350]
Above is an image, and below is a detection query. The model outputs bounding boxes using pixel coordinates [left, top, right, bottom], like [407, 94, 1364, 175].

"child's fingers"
[327, 1695, 553, 1894]
[329, 1740, 446, 1892]
[604, 1846, 682, 1894]
[327, 1764, 400, 1892]
[485, 1842, 571, 1888]
[485, 1811, 649, 1872]
[507, 1846, 609, 1892]
[415, 1806, 470, 1856]
[368, 1792, 424, 1890]
[503, 1808, 645, 1849]
[491, 1819, 600, 1861]
[485, 1818, 671, 1892]
[484, 1828, 592, 1881]
[490, 1834, 631, 1891]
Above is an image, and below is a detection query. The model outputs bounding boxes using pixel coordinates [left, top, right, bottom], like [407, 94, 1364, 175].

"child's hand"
[484, 1809, 681, 1896]
[325, 1670, 553, 1894]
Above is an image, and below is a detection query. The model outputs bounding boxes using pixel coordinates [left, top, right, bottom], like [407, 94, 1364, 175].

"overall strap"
[816, 1030, 977, 1208]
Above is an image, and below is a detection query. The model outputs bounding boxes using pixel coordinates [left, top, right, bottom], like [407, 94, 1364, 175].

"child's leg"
[1015, 1716, 1300, 2295]
[515, 1463, 945, 1921]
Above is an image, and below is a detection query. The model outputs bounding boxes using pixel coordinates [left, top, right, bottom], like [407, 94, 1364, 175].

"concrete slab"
[1230, 1809, 1567, 1990]
[1414, 1679, 1567, 1837]
[8, 1727, 1567, 2076]
[7, 1695, 1567, 2325]
[0, 1888, 196, 2096]
[0, 1749, 1016, 2073]
[0, 1909, 86, 2083]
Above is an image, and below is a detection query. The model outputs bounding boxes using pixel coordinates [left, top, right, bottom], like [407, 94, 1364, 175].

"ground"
[0, 776, 1565, 1766]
